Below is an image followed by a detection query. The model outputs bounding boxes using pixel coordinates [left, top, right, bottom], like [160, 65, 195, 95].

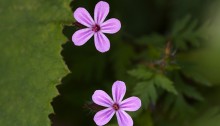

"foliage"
[54, 0, 220, 125]
[0, 0, 72, 125]
[1, 0, 220, 126]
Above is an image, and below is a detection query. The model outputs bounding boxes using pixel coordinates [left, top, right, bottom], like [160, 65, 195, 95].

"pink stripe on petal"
[94, 108, 115, 126]
[72, 28, 94, 46]
[74, 7, 94, 27]
[101, 18, 121, 34]
[120, 97, 141, 112]
[94, 32, 110, 53]
[112, 81, 126, 103]
[92, 90, 113, 107]
[94, 1, 109, 24]
[116, 110, 133, 126]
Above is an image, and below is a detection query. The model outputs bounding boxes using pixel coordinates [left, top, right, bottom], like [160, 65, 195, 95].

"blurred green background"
[1, 0, 220, 126]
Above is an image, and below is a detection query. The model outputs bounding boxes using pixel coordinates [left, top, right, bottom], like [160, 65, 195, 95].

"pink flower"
[92, 81, 141, 126]
[72, 1, 121, 53]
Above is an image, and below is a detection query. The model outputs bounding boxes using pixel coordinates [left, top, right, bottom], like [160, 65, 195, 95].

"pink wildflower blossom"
[92, 81, 141, 126]
[72, 1, 121, 53]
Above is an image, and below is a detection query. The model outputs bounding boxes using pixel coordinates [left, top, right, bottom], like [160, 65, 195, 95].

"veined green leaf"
[133, 81, 157, 109]
[182, 69, 212, 86]
[128, 67, 153, 80]
[0, 0, 72, 125]
[174, 74, 204, 101]
[154, 74, 178, 95]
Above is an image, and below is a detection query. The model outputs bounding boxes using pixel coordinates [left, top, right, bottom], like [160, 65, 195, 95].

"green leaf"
[135, 34, 166, 61]
[177, 44, 220, 85]
[128, 67, 153, 80]
[0, 0, 72, 125]
[133, 81, 157, 109]
[187, 86, 220, 126]
[182, 69, 212, 86]
[171, 15, 191, 35]
[179, 83, 204, 101]
[175, 74, 204, 101]
[171, 95, 196, 119]
[171, 15, 206, 50]
[163, 94, 196, 120]
[154, 74, 178, 95]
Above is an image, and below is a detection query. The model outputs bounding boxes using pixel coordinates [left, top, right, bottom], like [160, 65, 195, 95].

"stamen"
[92, 24, 101, 32]
[112, 103, 120, 111]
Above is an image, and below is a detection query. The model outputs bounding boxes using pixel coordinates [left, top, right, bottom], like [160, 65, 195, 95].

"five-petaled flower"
[72, 1, 121, 53]
[92, 81, 141, 126]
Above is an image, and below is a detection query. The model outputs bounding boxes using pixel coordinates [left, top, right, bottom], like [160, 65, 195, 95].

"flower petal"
[116, 110, 133, 126]
[74, 7, 94, 27]
[94, 1, 109, 24]
[94, 32, 110, 53]
[94, 108, 115, 126]
[101, 18, 121, 34]
[92, 90, 113, 107]
[120, 97, 141, 111]
[72, 28, 94, 46]
[112, 81, 126, 103]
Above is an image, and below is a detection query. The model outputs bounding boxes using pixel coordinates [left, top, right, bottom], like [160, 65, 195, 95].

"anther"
[92, 24, 101, 32]
[112, 103, 119, 111]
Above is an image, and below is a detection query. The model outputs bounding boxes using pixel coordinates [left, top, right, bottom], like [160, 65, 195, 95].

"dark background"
[51, 0, 220, 126]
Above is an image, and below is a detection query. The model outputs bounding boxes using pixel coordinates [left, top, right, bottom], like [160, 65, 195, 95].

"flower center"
[92, 24, 101, 32]
[112, 103, 120, 111]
